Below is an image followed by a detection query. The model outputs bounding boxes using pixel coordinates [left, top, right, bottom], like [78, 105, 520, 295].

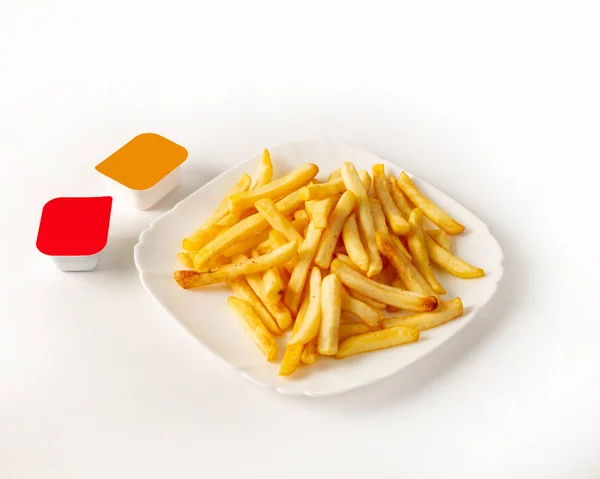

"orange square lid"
[95, 133, 188, 190]
[36, 197, 113, 256]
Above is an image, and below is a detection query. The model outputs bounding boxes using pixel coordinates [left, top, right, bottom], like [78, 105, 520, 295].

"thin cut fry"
[318, 274, 342, 355]
[263, 266, 285, 302]
[284, 220, 323, 314]
[375, 231, 437, 297]
[229, 163, 318, 213]
[370, 198, 411, 260]
[255, 198, 304, 247]
[227, 277, 282, 335]
[279, 290, 311, 376]
[407, 209, 446, 294]
[182, 173, 251, 251]
[342, 213, 370, 273]
[313, 191, 357, 269]
[341, 162, 382, 277]
[331, 259, 438, 311]
[301, 338, 319, 365]
[268, 230, 298, 273]
[253, 148, 273, 188]
[312, 195, 339, 230]
[397, 172, 465, 235]
[372, 164, 410, 235]
[175, 241, 297, 289]
[177, 252, 194, 269]
[424, 234, 485, 278]
[383, 297, 464, 331]
[223, 229, 270, 258]
[294, 209, 309, 222]
[427, 229, 453, 253]
[336, 326, 419, 359]
[338, 322, 372, 341]
[233, 253, 293, 331]
[227, 296, 277, 361]
[194, 189, 303, 268]
[347, 288, 386, 309]
[340, 287, 383, 327]
[299, 171, 370, 201]
[289, 267, 322, 346]
[216, 208, 255, 227]
[389, 175, 413, 218]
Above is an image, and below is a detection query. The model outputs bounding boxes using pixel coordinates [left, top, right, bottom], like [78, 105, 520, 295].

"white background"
[1, 1, 599, 478]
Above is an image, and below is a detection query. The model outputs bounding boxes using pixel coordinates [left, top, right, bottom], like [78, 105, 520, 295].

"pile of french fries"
[174, 149, 485, 376]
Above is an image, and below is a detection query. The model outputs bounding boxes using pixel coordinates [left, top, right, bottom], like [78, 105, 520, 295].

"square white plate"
[134, 140, 504, 397]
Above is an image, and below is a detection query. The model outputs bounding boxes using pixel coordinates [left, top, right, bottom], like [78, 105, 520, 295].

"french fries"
[340, 287, 382, 327]
[255, 198, 304, 247]
[407, 209, 446, 294]
[342, 213, 369, 273]
[337, 326, 419, 359]
[229, 163, 318, 213]
[284, 220, 323, 314]
[388, 175, 413, 218]
[424, 234, 485, 278]
[383, 297, 464, 331]
[175, 149, 487, 379]
[227, 277, 282, 335]
[289, 267, 322, 346]
[318, 274, 342, 355]
[396, 172, 465, 235]
[427, 229, 453, 253]
[372, 164, 410, 235]
[331, 259, 438, 311]
[175, 241, 297, 288]
[227, 296, 277, 361]
[253, 148, 273, 188]
[313, 191, 357, 269]
[183, 173, 251, 251]
[341, 162, 382, 277]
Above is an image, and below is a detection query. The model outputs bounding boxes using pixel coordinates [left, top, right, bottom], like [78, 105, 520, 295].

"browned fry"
[336, 326, 419, 359]
[383, 297, 464, 331]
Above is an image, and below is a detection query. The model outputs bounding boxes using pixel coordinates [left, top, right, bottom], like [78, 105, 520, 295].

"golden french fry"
[427, 229, 453, 253]
[331, 259, 437, 311]
[301, 338, 319, 365]
[263, 266, 285, 302]
[424, 234, 485, 278]
[253, 148, 273, 188]
[313, 191, 357, 269]
[289, 267, 322, 346]
[194, 189, 303, 268]
[336, 326, 419, 359]
[369, 198, 411, 261]
[223, 229, 270, 258]
[407, 209, 446, 294]
[328, 169, 341, 181]
[227, 277, 282, 335]
[175, 241, 296, 289]
[294, 209, 309, 222]
[388, 175, 413, 219]
[279, 291, 310, 376]
[342, 162, 382, 277]
[182, 173, 251, 251]
[375, 231, 437, 297]
[396, 172, 465, 235]
[232, 253, 294, 331]
[312, 195, 339, 230]
[340, 287, 382, 327]
[383, 297, 464, 330]
[229, 163, 318, 213]
[300, 177, 345, 201]
[386, 276, 404, 313]
[347, 288, 386, 309]
[291, 215, 310, 235]
[338, 322, 372, 341]
[342, 213, 370, 273]
[255, 198, 304, 247]
[227, 296, 277, 361]
[318, 274, 342, 355]
[359, 170, 371, 191]
[268, 230, 298, 273]
[177, 252, 194, 269]
[284, 220, 323, 314]
[216, 208, 255, 227]
[372, 164, 410, 235]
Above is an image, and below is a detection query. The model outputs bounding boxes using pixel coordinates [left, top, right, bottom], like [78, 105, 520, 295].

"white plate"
[134, 140, 504, 397]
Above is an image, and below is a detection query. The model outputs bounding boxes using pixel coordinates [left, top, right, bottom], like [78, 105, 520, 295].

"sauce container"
[36, 196, 113, 271]
[95, 133, 188, 210]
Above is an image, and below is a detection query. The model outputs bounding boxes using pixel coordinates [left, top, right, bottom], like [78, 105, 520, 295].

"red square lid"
[36, 197, 113, 256]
